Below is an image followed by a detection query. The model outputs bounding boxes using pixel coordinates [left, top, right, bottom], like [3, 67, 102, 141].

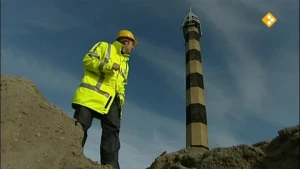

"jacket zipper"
[115, 56, 122, 91]
[116, 56, 123, 111]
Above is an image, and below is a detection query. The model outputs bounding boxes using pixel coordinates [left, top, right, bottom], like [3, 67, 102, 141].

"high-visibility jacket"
[71, 40, 129, 116]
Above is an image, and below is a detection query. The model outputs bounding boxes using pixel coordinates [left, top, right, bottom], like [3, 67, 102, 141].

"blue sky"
[2, 0, 299, 168]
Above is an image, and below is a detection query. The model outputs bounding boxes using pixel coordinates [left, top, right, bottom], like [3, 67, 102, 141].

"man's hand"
[112, 63, 120, 71]
[120, 99, 124, 107]
[118, 95, 125, 108]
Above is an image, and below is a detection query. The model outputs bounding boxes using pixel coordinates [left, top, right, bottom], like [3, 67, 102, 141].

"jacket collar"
[113, 41, 130, 61]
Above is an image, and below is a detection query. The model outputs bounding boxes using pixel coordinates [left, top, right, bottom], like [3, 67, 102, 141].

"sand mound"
[147, 125, 299, 169]
[1, 74, 113, 169]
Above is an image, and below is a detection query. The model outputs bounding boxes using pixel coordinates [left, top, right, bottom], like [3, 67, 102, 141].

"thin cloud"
[190, 0, 299, 126]
[1, 48, 80, 94]
[134, 37, 186, 100]
[2, 0, 91, 32]
[190, 0, 268, 110]
[187, 0, 298, 123]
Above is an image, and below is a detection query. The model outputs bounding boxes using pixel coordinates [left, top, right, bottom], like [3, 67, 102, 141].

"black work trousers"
[73, 97, 121, 169]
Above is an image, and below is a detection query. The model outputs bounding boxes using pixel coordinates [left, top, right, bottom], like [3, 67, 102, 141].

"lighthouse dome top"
[183, 3, 200, 24]
[181, 2, 203, 36]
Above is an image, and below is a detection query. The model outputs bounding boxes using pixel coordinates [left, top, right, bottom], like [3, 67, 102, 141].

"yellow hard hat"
[116, 30, 138, 46]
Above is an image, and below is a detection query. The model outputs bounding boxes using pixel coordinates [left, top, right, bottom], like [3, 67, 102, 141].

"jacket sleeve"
[83, 42, 114, 74]
[117, 64, 129, 105]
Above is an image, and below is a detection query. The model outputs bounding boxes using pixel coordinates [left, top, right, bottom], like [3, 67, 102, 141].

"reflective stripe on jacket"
[72, 40, 129, 116]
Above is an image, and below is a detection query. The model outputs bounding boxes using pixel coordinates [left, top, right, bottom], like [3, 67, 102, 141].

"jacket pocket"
[104, 96, 112, 109]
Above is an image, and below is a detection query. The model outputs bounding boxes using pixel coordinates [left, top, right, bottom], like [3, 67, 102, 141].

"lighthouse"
[181, 3, 209, 150]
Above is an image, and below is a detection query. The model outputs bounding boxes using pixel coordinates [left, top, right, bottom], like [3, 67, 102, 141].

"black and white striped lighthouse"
[181, 3, 209, 150]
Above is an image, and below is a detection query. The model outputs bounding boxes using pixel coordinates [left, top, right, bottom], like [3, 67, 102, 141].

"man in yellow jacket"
[71, 30, 138, 169]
